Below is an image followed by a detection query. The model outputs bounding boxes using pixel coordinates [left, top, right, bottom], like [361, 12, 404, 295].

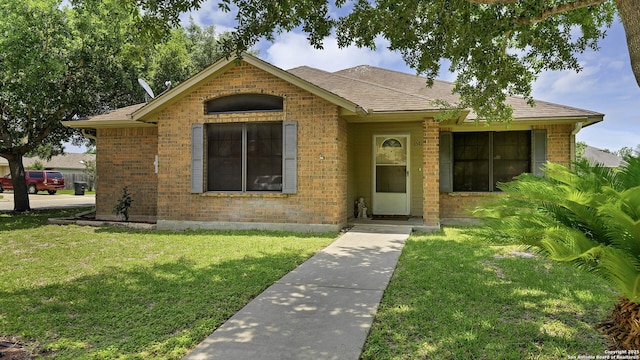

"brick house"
[64, 54, 603, 231]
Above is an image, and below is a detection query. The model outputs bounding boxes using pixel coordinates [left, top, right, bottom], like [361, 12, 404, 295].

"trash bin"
[74, 181, 87, 195]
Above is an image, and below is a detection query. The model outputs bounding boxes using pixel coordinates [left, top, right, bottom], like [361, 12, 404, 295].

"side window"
[453, 132, 490, 191]
[440, 130, 542, 192]
[30, 171, 44, 179]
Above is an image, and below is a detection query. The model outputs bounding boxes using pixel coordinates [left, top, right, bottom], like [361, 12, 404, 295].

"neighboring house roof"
[63, 53, 604, 129]
[24, 153, 96, 171]
[582, 145, 625, 168]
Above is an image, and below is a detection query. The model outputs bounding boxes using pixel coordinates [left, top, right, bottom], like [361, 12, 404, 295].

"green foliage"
[0, 0, 76, 157]
[113, 186, 133, 221]
[81, 159, 96, 190]
[0, 0, 160, 211]
[185, 18, 229, 74]
[27, 160, 45, 170]
[477, 156, 640, 302]
[146, 18, 228, 91]
[576, 141, 587, 159]
[0, 0, 154, 157]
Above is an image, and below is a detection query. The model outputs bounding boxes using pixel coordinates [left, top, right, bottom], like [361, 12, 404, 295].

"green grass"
[2, 211, 618, 359]
[0, 208, 336, 359]
[56, 189, 96, 195]
[361, 227, 617, 359]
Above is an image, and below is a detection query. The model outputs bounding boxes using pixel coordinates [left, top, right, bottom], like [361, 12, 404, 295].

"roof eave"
[61, 120, 157, 129]
[343, 109, 470, 123]
[458, 115, 603, 127]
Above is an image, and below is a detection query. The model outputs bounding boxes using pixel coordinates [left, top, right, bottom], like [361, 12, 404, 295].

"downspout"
[570, 122, 583, 167]
[81, 129, 97, 141]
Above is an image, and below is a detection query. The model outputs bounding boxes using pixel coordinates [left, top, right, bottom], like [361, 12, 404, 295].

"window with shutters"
[191, 121, 297, 194]
[206, 122, 283, 192]
[443, 131, 536, 192]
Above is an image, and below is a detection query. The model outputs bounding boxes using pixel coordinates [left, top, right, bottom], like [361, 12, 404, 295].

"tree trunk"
[596, 297, 640, 350]
[6, 154, 31, 212]
[616, 0, 640, 88]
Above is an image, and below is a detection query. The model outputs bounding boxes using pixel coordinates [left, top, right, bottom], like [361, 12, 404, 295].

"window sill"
[200, 192, 289, 198]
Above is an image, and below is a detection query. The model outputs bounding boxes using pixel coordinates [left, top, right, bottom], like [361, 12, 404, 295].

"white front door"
[372, 135, 410, 215]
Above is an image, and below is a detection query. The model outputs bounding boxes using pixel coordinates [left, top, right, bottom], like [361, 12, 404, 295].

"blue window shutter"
[191, 124, 204, 193]
[532, 129, 547, 176]
[439, 132, 453, 192]
[282, 121, 297, 194]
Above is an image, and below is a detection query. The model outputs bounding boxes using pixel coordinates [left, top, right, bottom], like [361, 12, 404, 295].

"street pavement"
[0, 191, 95, 211]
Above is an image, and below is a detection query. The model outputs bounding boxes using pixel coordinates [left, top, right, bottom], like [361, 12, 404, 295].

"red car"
[0, 170, 65, 195]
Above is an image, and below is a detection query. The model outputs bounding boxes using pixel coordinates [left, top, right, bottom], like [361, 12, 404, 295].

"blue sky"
[175, 0, 640, 154]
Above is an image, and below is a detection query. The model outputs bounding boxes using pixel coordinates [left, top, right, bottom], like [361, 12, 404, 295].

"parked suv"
[0, 170, 65, 195]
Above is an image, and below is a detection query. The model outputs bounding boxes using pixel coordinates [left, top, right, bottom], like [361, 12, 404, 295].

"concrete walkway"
[182, 225, 412, 360]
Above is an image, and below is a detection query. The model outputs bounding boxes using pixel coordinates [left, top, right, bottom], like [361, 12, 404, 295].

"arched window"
[205, 94, 283, 114]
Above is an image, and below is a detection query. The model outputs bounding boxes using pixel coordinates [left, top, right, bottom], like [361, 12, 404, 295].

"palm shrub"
[476, 156, 640, 350]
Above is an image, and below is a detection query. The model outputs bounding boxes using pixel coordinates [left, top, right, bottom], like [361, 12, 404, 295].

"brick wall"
[439, 124, 573, 220]
[536, 123, 573, 166]
[96, 127, 158, 221]
[440, 192, 500, 220]
[155, 62, 347, 228]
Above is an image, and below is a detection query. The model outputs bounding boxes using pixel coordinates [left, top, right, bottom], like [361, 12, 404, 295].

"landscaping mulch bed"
[0, 336, 35, 360]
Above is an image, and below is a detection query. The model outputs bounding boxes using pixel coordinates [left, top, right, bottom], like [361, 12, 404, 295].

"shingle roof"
[66, 54, 604, 127]
[289, 64, 604, 121]
[287, 66, 441, 112]
[82, 103, 146, 121]
[23, 153, 96, 170]
[64, 103, 155, 128]
[583, 146, 624, 167]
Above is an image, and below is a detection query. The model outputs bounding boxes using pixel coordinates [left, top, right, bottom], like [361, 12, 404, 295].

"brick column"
[422, 118, 440, 227]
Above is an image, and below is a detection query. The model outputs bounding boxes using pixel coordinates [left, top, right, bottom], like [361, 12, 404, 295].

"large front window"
[206, 122, 283, 192]
[453, 131, 531, 191]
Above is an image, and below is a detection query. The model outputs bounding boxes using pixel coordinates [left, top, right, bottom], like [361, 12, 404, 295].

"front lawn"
[362, 227, 617, 359]
[0, 208, 336, 359]
[2, 210, 618, 359]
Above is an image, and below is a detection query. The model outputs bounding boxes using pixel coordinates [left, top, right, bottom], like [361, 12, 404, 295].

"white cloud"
[179, 0, 236, 32]
[261, 32, 409, 72]
[533, 62, 601, 99]
[607, 60, 626, 70]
